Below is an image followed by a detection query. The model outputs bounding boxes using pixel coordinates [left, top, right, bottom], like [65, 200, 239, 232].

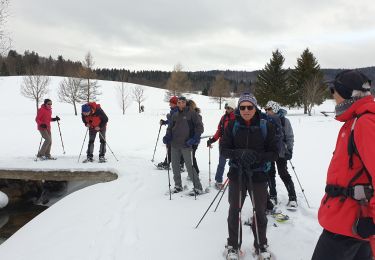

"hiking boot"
[256, 245, 271, 260]
[287, 200, 298, 210]
[226, 246, 239, 260]
[99, 156, 107, 163]
[189, 188, 204, 196]
[172, 186, 183, 193]
[215, 182, 223, 190]
[83, 157, 94, 163]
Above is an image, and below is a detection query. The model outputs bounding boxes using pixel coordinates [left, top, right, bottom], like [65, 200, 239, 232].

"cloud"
[7, 0, 375, 70]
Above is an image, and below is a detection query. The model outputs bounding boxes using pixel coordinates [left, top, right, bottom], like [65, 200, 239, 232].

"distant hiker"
[206, 99, 236, 189]
[312, 70, 375, 260]
[157, 96, 184, 171]
[221, 93, 278, 260]
[187, 99, 202, 175]
[35, 99, 60, 160]
[81, 102, 108, 163]
[163, 96, 204, 195]
[264, 100, 296, 209]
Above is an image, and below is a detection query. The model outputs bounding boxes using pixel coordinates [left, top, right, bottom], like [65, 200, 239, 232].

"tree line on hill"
[1, 48, 375, 115]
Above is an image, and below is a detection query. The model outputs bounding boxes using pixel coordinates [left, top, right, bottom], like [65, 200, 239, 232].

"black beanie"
[332, 70, 371, 99]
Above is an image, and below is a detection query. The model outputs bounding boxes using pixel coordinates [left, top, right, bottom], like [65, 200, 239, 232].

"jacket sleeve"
[354, 115, 375, 220]
[35, 108, 42, 125]
[212, 115, 224, 142]
[220, 122, 236, 159]
[97, 108, 109, 128]
[261, 122, 278, 163]
[284, 118, 294, 151]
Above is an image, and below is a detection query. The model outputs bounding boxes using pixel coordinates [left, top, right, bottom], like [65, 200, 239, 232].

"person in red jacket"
[312, 70, 375, 260]
[81, 102, 108, 163]
[35, 99, 60, 160]
[206, 100, 236, 189]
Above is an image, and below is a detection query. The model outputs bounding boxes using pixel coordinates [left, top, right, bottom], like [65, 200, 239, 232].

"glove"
[284, 149, 293, 160]
[355, 217, 375, 238]
[186, 134, 200, 147]
[55, 116, 60, 121]
[234, 149, 260, 168]
[207, 138, 214, 147]
[163, 134, 172, 144]
[160, 119, 167, 125]
[40, 124, 47, 129]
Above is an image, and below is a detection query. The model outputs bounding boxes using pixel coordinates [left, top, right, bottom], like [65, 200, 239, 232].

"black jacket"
[220, 111, 278, 182]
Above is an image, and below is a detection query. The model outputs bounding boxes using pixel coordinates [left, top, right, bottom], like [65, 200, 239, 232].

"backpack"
[231, 111, 283, 172]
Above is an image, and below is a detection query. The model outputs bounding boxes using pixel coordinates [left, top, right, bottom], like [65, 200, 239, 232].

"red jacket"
[318, 96, 375, 239]
[212, 111, 235, 142]
[81, 102, 108, 129]
[35, 104, 52, 131]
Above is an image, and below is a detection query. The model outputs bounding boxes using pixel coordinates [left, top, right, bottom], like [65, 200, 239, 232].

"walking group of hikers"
[157, 70, 375, 260]
[35, 100, 109, 163]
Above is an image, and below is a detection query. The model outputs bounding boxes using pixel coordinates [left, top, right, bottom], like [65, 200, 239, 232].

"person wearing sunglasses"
[220, 93, 278, 260]
[312, 70, 374, 260]
[206, 99, 236, 190]
[264, 100, 296, 210]
[35, 98, 60, 160]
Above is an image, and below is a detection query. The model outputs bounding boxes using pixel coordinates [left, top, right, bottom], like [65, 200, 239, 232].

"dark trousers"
[268, 158, 296, 200]
[312, 229, 372, 260]
[87, 128, 106, 158]
[227, 174, 268, 250]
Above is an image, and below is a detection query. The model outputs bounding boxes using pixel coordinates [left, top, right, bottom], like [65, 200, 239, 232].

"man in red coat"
[35, 99, 60, 159]
[312, 70, 375, 260]
[81, 102, 108, 163]
[206, 99, 236, 189]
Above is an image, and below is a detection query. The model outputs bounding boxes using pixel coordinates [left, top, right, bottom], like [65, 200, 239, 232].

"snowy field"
[0, 76, 341, 260]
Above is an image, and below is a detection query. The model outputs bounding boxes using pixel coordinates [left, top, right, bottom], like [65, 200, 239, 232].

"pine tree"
[255, 49, 290, 107]
[290, 48, 322, 114]
[0, 61, 9, 76]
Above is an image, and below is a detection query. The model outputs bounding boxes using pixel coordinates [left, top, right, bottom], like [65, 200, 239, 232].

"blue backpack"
[232, 112, 283, 172]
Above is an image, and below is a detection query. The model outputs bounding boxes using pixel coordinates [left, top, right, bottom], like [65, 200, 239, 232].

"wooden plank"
[0, 170, 118, 182]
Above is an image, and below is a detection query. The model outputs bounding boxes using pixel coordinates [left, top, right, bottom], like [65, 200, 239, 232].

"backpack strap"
[259, 118, 267, 140]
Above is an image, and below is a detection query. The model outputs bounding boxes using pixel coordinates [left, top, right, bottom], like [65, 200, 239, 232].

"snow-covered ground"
[0, 76, 340, 260]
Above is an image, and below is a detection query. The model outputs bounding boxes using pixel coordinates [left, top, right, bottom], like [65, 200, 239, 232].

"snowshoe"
[266, 206, 282, 215]
[37, 156, 57, 161]
[172, 186, 184, 193]
[156, 162, 170, 170]
[286, 200, 298, 211]
[82, 157, 94, 163]
[98, 156, 107, 163]
[272, 213, 289, 222]
[254, 246, 272, 260]
[188, 188, 204, 196]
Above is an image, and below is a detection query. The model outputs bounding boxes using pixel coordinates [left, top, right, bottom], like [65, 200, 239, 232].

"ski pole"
[56, 119, 66, 154]
[77, 128, 89, 163]
[99, 131, 119, 162]
[214, 179, 229, 212]
[151, 124, 162, 162]
[191, 150, 197, 200]
[209, 146, 212, 186]
[289, 160, 310, 208]
[166, 146, 172, 200]
[195, 178, 229, 229]
[237, 164, 243, 250]
[35, 136, 43, 161]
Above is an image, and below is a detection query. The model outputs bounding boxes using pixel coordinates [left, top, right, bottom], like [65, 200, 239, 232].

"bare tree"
[165, 63, 191, 100]
[132, 86, 146, 113]
[79, 52, 100, 102]
[58, 77, 84, 115]
[21, 75, 50, 112]
[304, 74, 327, 116]
[117, 82, 131, 115]
[209, 73, 231, 109]
[0, 0, 10, 55]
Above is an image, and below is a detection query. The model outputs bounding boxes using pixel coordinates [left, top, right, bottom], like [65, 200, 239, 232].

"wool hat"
[238, 93, 257, 107]
[265, 100, 280, 113]
[44, 98, 52, 105]
[169, 96, 178, 105]
[81, 104, 91, 113]
[225, 99, 237, 109]
[329, 70, 371, 99]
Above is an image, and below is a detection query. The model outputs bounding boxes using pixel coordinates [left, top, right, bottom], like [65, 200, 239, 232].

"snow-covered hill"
[0, 76, 340, 259]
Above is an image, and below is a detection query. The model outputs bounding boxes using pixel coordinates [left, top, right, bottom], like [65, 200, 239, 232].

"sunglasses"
[239, 105, 254, 111]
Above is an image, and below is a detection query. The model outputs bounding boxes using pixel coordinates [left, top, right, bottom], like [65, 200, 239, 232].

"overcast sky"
[6, 0, 375, 71]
